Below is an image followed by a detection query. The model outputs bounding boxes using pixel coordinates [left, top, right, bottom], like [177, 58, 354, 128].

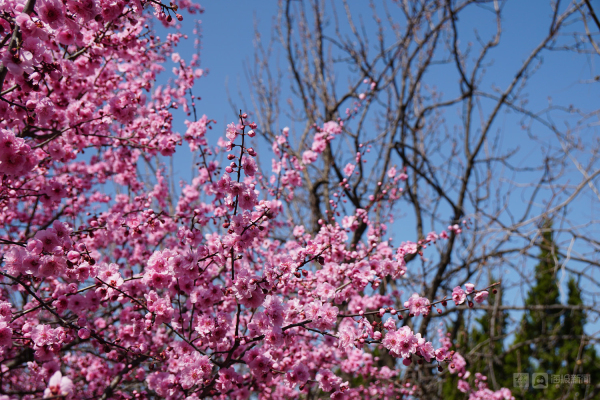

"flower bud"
[78, 328, 91, 339]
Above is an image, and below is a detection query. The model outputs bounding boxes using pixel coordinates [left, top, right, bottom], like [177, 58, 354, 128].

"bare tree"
[243, 0, 600, 397]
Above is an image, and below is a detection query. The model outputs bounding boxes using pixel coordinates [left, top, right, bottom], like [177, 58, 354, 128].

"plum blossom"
[37, 0, 65, 29]
[0, 129, 36, 177]
[474, 290, 489, 303]
[306, 301, 338, 331]
[242, 155, 257, 176]
[44, 371, 74, 399]
[180, 354, 212, 389]
[344, 163, 355, 177]
[67, 0, 99, 23]
[226, 122, 238, 141]
[337, 325, 356, 350]
[109, 91, 138, 124]
[0, 0, 517, 396]
[316, 282, 336, 299]
[263, 295, 284, 327]
[383, 326, 418, 358]
[0, 321, 12, 347]
[286, 363, 309, 387]
[404, 293, 430, 316]
[452, 286, 466, 305]
[316, 369, 343, 392]
[302, 150, 318, 164]
[457, 379, 470, 393]
[415, 333, 435, 362]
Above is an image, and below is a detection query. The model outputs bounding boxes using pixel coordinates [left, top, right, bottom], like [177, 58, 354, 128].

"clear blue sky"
[156, 1, 600, 341]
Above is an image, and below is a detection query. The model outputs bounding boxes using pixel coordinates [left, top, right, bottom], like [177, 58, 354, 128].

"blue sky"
[155, 1, 600, 343]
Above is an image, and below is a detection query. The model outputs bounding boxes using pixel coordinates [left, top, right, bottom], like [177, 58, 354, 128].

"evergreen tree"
[550, 277, 600, 399]
[501, 224, 600, 399]
[442, 223, 600, 399]
[501, 225, 563, 399]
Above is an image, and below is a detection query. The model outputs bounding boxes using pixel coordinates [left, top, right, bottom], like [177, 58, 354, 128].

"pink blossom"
[27, 238, 43, 255]
[226, 122, 238, 141]
[57, 28, 76, 45]
[238, 188, 257, 210]
[0, 0, 522, 396]
[435, 347, 448, 362]
[383, 317, 396, 331]
[0, 129, 35, 176]
[474, 290, 489, 303]
[263, 295, 284, 327]
[180, 354, 212, 389]
[242, 156, 257, 176]
[37, 0, 65, 29]
[457, 379, 470, 393]
[39, 255, 66, 277]
[215, 368, 239, 392]
[307, 301, 338, 331]
[448, 352, 467, 374]
[415, 334, 435, 362]
[0, 321, 13, 347]
[426, 231, 439, 243]
[316, 369, 342, 392]
[452, 286, 466, 305]
[67, 0, 99, 23]
[44, 371, 74, 399]
[344, 163, 355, 176]
[465, 283, 475, 293]
[322, 121, 342, 135]
[36, 97, 56, 125]
[311, 137, 327, 153]
[316, 282, 336, 299]
[31, 325, 58, 347]
[337, 326, 356, 349]
[403, 293, 430, 316]
[286, 363, 309, 387]
[109, 91, 137, 124]
[77, 328, 91, 339]
[302, 150, 318, 164]
[383, 326, 417, 358]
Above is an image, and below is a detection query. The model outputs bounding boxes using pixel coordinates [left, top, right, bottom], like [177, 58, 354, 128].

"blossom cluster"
[0, 0, 512, 399]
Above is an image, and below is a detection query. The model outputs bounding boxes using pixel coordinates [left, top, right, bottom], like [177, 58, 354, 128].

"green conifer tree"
[500, 224, 600, 399]
[442, 222, 600, 399]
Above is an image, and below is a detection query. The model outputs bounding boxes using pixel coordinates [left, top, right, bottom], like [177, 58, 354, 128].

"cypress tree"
[500, 224, 600, 399]
[442, 223, 600, 399]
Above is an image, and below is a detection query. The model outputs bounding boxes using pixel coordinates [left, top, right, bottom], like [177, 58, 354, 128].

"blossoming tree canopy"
[0, 0, 522, 399]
